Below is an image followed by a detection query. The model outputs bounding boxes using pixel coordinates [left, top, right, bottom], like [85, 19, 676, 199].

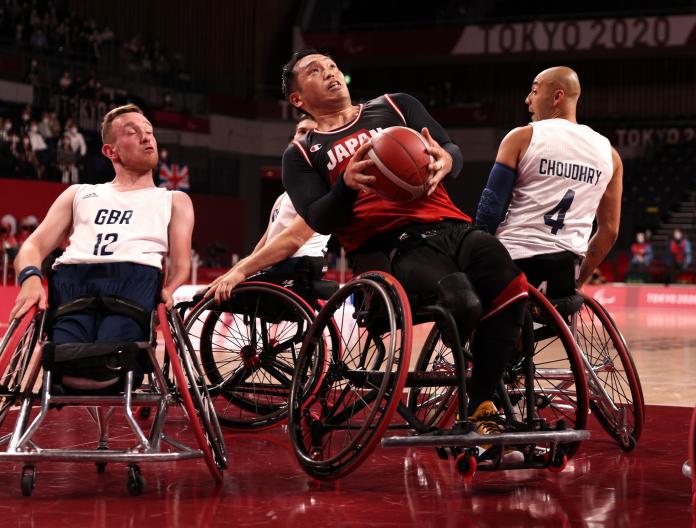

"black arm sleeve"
[390, 93, 464, 179]
[281, 143, 358, 235]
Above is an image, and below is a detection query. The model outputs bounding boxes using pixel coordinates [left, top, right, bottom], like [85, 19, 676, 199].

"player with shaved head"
[476, 66, 623, 297]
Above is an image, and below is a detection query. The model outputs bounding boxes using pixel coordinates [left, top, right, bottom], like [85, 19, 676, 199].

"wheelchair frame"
[0, 304, 227, 496]
[287, 271, 590, 481]
[398, 287, 645, 453]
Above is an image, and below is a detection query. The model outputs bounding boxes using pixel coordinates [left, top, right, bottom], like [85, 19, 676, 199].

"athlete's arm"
[162, 191, 194, 308]
[205, 215, 316, 303]
[475, 126, 531, 233]
[578, 147, 623, 285]
[10, 185, 78, 320]
[251, 225, 270, 255]
[389, 93, 464, 190]
[282, 142, 369, 235]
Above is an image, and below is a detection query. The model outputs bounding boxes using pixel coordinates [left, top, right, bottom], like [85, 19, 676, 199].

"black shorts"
[354, 221, 524, 312]
[250, 255, 326, 300]
[514, 251, 579, 299]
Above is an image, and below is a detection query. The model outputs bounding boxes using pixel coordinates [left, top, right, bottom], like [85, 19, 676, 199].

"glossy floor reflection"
[0, 405, 693, 527]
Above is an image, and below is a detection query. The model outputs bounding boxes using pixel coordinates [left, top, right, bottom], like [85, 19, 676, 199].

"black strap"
[52, 295, 151, 332]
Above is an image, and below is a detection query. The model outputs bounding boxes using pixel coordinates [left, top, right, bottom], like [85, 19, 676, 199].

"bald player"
[476, 66, 623, 297]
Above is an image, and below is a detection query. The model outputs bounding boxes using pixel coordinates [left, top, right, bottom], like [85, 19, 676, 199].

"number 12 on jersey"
[93, 233, 118, 255]
[543, 189, 575, 235]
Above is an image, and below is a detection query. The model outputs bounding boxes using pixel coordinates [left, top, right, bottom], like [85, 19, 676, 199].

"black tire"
[576, 293, 644, 450]
[20, 465, 35, 497]
[184, 283, 322, 430]
[0, 308, 43, 430]
[288, 272, 412, 480]
[126, 465, 146, 496]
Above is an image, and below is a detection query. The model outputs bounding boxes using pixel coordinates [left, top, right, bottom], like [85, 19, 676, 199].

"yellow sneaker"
[469, 400, 524, 464]
[468, 400, 502, 449]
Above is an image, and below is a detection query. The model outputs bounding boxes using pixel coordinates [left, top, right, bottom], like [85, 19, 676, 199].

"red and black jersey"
[282, 93, 469, 252]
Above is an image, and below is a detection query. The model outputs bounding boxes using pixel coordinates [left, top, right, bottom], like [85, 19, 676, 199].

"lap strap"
[52, 295, 151, 332]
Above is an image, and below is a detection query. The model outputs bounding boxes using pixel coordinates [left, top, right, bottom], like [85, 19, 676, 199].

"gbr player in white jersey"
[476, 66, 623, 296]
[10, 105, 194, 342]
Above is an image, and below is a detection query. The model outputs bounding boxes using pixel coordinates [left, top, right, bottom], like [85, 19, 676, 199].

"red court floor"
[0, 406, 693, 527]
[0, 306, 694, 527]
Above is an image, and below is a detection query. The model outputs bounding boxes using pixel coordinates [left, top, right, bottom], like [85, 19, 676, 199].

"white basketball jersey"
[266, 193, 329, 258]
[55, 183, 172, 269]
[496, 119, 613, 260]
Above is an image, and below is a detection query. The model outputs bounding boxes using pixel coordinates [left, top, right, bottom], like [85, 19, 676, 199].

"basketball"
[365, 126, 433, 202]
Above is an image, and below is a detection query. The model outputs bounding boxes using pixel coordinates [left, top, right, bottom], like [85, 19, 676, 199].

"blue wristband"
[18, 266, 43, 285]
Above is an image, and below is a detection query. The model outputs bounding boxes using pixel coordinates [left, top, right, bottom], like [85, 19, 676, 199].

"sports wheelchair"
[180, 276, 340, 431]
[387, 287, 644, 453]
[287, 270, 591, 480]
[0, 299, 227, 496]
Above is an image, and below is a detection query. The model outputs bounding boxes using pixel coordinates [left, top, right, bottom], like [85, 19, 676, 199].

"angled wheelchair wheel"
[288, 271, 412, 480]
[506, 286, 589, 459]
[574, 293, 644, 451]
[184, 282, 324, 431]
[0, 306, 44, 429]
[159, 305, 227, 482]
[407, 326, 460, 429]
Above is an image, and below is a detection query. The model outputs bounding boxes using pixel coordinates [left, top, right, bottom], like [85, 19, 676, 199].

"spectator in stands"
[0, 118, 13, 142]
[18, 107, 32, 136]
[666, 228, 692, 282]
[629, 231, 653, 272]
[17, 215, 38, 246]
[48, 112, 62, 138]
[28, 121, 47, 171]
[12, 135, 37, 179]
[37, 112, 54, 140]
[1, 214, 19, 263]
[65, 119, 87, 157]
[57, 134, 78, 184]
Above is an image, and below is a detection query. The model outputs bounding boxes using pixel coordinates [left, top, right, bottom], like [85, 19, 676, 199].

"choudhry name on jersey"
[538, 158, 603, 186]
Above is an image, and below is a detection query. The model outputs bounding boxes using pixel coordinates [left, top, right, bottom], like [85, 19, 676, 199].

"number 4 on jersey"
[543, 189, 575, 235]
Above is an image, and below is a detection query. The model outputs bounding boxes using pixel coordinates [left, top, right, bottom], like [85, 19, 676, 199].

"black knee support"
[436, 272, 483, 340]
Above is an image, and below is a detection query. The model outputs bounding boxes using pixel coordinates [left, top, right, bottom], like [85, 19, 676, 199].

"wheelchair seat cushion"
[549, 294, 584, 317]
[42, 341, 147, 393]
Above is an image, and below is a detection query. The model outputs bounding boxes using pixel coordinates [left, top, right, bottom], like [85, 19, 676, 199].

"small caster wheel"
[21, 465, 36, 497]
[96, 445, 108, 474]
[619, 434, 637, 453]
[548, 454, 568, 473]
[435, 447, 449, 461]
[138, 407, 151, 420]
[126, 465, 146, 496]
[455, 452, 477, 477]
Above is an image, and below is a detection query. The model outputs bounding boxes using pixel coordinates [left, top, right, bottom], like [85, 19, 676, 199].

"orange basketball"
[365, 126, 433, 202]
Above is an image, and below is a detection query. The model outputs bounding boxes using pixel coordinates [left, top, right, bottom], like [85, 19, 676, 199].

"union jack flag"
[158, 163, 190, 191]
